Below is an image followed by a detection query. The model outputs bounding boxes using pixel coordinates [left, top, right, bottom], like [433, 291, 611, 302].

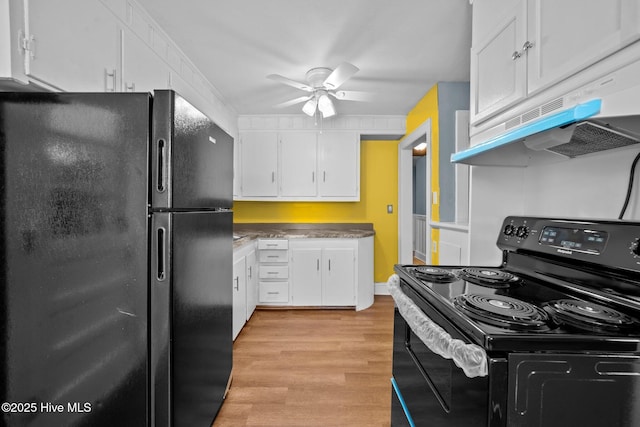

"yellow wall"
[234, 139, 399, 282]
[404, 85, 440, 264]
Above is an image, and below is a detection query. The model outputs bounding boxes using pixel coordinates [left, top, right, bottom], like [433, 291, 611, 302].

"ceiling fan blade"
[267, 74, 313, 92]
[274, 95, 312, 108]
[330, 90, 374, 102]
[322, 62, 359, 90]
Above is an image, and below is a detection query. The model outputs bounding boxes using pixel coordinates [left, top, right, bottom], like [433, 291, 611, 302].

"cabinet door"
[318, 132, 359, 199]
[526, 0, 640, 94]
[25, 0, 119, 91]
[245, 250, 257, 321]
[280, 132, 317, 197]
[232, 257, 247, 340]
[291, 247, 322, 305]
[121, 29, 170, 93]
[470, 1, 527, 125]
[1, 1, 28, 84]
[322, 248, 355, 306]
[240, 132, 278, 197]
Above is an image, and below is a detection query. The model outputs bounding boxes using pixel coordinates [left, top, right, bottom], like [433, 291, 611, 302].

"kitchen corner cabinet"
[470, 0, 640, 127]
[232, 241, 257, 341]
[237, 130, 360, 201]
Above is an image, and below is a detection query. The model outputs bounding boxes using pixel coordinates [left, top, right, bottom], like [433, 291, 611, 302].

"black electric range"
[390, 216, 640, 427]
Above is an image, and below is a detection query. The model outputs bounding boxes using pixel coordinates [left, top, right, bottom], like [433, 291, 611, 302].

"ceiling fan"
[267, 62, 371, 118]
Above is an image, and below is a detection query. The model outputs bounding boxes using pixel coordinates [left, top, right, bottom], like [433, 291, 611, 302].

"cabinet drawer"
[259, 281, 289, 303]
[259, 265, 289, 279]
[258, 239, 288, 250]
[259, 250, 288, 263]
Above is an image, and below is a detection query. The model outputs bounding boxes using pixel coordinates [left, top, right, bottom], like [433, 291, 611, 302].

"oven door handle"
[388, 274, 488, 378]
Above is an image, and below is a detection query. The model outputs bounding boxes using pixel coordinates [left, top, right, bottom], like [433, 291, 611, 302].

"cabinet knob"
[512, 41, 534, 61]
[522, 40, 534, 52]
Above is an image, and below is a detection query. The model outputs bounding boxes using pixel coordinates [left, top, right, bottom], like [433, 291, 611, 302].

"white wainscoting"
[413, 214, 427, 262]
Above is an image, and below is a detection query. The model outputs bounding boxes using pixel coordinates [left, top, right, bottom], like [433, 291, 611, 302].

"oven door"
[391, 281, 504, 427]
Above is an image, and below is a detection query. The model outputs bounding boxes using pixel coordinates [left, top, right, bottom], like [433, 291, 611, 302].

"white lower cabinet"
[290, 239, 356, 307]
[257, 239, 290, 305]
[290, 247, 322, 305]
[232, 242, 257, 341]
[245, 249, 257, 320]
[232, 256, 247, 340]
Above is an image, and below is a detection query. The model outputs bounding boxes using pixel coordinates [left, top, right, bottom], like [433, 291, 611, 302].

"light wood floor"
[212, 296, 395, 427]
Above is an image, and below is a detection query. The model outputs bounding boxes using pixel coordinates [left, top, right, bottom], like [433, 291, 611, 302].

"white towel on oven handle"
[388, 274, 489, 378]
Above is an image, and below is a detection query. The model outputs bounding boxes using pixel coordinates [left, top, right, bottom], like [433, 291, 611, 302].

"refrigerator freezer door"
[150, 211, 233, 427]
[151, 90, 234, 210]
[0, 92, 150, 426]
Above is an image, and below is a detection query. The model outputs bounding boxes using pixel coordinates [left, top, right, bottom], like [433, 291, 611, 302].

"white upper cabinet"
[527, 0, 640, 94]
[236, 130, 360, 201]
[121, 28, 170, 93]
[470, 1, 526, 125]
[470, 0, 640, 127]
[280, 132, 317, 197]
[240, 131, 279, 197]
[23, 0, 120, 91]
[318, 131, 359, 199]
[0, 0, 28, 86]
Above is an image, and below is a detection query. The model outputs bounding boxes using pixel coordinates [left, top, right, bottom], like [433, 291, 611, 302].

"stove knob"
[516, 226, 529, 238]
[631, 238, 640, 256]
[503, 224, 515, 236]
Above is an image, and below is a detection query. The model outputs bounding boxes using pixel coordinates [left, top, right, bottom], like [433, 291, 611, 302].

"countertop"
[233, 223, 375, 249]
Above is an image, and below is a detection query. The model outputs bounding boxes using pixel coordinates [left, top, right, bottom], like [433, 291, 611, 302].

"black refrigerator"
[0, 90, 233, 427]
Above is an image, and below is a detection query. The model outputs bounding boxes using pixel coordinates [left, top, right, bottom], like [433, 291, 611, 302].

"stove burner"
[545, 299, 640, 334]
[458, 268, 521, 288]
[410, 266, 458, 283]
[453, 294, 550, 331]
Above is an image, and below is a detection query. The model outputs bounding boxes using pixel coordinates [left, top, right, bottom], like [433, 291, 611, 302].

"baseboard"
[374, 282, 390, 295]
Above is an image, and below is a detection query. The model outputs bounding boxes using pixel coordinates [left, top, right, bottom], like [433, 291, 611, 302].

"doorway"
[398, 119, 431, 265]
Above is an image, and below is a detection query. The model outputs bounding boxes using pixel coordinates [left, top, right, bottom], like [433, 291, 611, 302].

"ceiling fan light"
[318, 94, 336, 118]
[302, 98, 317, 116]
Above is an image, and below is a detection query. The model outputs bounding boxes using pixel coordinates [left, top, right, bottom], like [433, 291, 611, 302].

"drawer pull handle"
[267, 291, 279, 295]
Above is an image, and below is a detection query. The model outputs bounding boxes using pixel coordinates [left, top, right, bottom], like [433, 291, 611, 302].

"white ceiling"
[135, 0, 472, 117]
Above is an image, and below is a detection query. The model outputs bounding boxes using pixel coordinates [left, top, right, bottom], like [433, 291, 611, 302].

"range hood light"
[523, 125, 574, 152]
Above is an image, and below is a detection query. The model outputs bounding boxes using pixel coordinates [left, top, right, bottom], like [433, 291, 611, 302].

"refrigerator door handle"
[157, 227, 167, 281]
[157, 139, 167, 193]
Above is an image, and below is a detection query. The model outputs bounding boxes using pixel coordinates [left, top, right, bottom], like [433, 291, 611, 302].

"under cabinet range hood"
[453, 59, 640, 166]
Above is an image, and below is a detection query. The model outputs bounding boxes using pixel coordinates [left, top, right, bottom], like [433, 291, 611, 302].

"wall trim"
[374, 282, 391, 295]
[238, 114, 406, 134]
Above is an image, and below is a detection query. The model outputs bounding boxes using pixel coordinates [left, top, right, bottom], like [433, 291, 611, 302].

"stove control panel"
[497, 216, 640, 271]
